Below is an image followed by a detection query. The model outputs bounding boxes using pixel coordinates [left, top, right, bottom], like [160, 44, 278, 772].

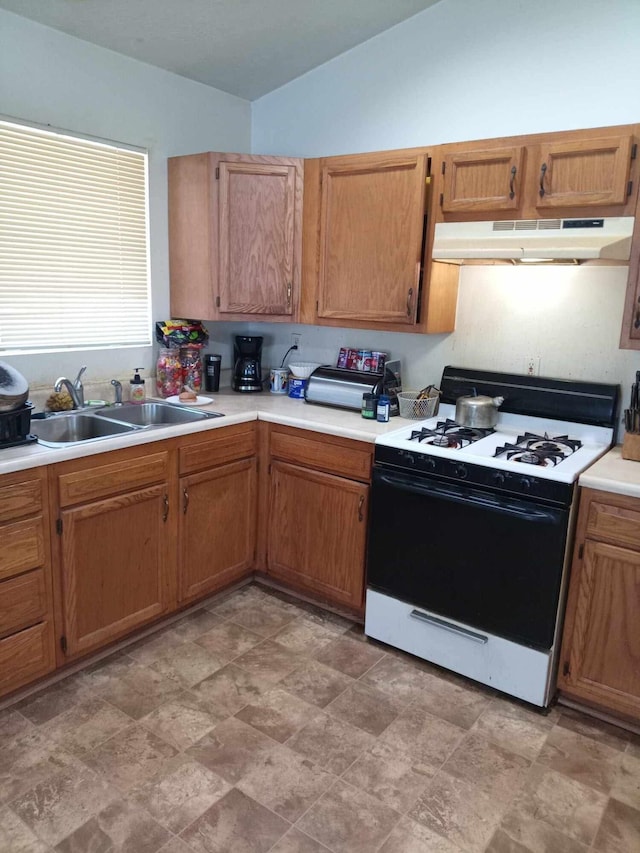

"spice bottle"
[376, 394, 390, 423]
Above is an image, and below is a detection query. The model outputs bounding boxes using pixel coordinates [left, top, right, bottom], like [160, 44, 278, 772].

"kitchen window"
[0, 119, 151, 353]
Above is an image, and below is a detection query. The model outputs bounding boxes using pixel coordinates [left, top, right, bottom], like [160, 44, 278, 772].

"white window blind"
[0, 120, 151, 352]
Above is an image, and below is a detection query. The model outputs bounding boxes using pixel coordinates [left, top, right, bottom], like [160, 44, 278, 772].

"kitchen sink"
[31, 412, 140, 446]
[97, 401, 223, 426]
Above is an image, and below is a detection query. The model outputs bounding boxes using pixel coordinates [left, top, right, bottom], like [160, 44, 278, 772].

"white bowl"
[288, 362, 321, 379]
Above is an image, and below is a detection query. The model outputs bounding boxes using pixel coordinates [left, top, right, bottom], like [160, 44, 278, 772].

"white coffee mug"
[269, 367, 289, 394]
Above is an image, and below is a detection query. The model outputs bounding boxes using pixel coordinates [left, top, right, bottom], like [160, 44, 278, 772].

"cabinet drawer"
[270, 427, 372, 482]
[0, 478, 42, 522]
[180, 423, 256, 474]
[586, 497, 640, 549]
[0, 517, 46, 582]
[0, 621, 54, 696]
[0, 569, 47, 639]
[58, 452, 169, 507]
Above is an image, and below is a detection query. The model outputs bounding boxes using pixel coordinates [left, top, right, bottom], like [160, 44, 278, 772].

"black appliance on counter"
[232, 335, 263, 393]
[365, 365, 619, 708]
[0, 404, 37, 448]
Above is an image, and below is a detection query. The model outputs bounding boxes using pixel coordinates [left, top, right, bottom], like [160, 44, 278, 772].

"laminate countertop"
[0, 389, 406, 476]
[578, 445, 640, 499]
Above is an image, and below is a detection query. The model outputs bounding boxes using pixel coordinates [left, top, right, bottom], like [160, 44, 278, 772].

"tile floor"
[1, 582, 639, 852]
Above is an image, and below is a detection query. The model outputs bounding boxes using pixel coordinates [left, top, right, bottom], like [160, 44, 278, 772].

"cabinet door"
[268, 461, 368, 610]
[559, 539, 640, 720]
[179, 458, 256, 603]
[218, 161, 297, 316]
[59, 484, 172, 659]
[440, 146, 524, 214]
[536, 135, 633, 209]
[317, 152, 427, 325]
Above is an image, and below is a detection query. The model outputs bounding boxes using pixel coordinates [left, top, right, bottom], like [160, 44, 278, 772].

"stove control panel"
[375, 446, 574, 506]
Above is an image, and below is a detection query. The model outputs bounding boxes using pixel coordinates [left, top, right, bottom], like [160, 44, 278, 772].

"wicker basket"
[397, 391, 439, 420]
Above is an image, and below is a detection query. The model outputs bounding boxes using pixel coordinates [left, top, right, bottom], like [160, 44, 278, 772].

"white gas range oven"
[365, 366, 619, 707]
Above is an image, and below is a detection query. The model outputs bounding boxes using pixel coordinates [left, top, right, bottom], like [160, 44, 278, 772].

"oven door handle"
[410, 609, 488, 644]
[376, 471, 559, 523]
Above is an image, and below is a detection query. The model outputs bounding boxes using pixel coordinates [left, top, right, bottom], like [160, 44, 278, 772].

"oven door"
[367, 465, 570, 649]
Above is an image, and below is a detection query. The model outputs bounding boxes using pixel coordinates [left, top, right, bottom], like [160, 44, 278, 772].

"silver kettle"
[455, 393, 504, 428]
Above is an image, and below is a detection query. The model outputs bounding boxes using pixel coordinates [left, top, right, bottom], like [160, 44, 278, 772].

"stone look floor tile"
[11, 762, 118, 847]
[378, 816, 467, 853]
[235, 686, 317, 742]
[194, 619, 264, 663]
[470, 700, 554, 761]
[313, 635, 386, 678]
[237, 743, 335, 821]
[279, 660, 354, 708]
[611, 751, 640, 810]
[13, 674, 90, 725]
[441, 732, 531, 803]
[297, 778, 401, 852]
[149, 640, 226, 689]
[233, 639, 304, 682]
[226, 600, 298, 638]
[185, 716, 276, 784]
[269, 826, 333, 852]
[409, 771, 510, 853]
[378, 704, 466, 773]
[157, 838, 195, 853]
[91, 660, 183, 721]
[285, 710, 375, 775]
[140, 690, 226, 751]
[342, 739, 434, 813]
[179, 787, 289, 853]
[83, 724, 178, 792]
[556, 707, 638, 753]
[40, 697, 133, 757]
[129, 754, 231, 834]
[271, 615, 344, 655]
[169, 608, 222, 641]
[126, 628, 185, 666]
[486, 824, 589, 853]
[189, 663, 274, 715]
[500, 763, 607, 846]
[593, 797, 640, 853]
[0, 709, 34, 749]
[325, 680, 404, 736]
[358, 654, 434, 705]
[55, 797, 171, 853]
[0, 729, 84, 806]
[409, 674, 493, 730]
[536, 725, 623, 795]
[0, 805, 50, 853]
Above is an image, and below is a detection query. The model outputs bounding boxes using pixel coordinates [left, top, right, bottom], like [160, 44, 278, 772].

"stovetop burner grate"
[494, 432, 583, 466]
[410, 419, 495, 450]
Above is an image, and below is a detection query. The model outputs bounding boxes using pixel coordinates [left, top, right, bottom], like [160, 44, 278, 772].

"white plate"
[165, 395, 213, 406]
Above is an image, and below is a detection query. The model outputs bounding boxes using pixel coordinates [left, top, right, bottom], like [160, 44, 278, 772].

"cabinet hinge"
[562, 660, 570, 677]
[56, 518, 63, 535]
[627, 180, 633, 198]
[439, 192, 444, 207]
[441, 161, 446, 175]
[215, 167, 220, 179]
[578, 543, 584, 560]
[60, 635, 67, 654]
[631, 143, 637, 160]
[215, 295, 221, 308]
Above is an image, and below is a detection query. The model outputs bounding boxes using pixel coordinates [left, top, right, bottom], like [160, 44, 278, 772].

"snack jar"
[180, 345, 203, 392]
[156, 348, 182, 398]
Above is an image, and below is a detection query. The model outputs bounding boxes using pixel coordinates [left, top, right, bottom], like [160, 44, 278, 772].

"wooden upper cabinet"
[536, 135, 634, 210]
[169, 152, 303, 322]
[304, 149, 430, 328]
[441, 146, 524, 214]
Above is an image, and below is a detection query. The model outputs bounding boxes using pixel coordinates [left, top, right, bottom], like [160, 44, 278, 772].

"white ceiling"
[0, 0, 442, 101]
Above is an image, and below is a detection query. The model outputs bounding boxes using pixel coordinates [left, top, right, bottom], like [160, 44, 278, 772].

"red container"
[346, 348, 359, 370]
[356, 349, 373, 371]
[371, 351, 387, 373]
[337, 347, 349, 368]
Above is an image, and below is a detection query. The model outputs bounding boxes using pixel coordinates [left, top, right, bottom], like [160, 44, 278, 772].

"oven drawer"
[365, 589, 553, 706]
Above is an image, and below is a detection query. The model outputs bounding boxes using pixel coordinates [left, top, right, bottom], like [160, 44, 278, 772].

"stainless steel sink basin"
[31, 412, 139, 446]
[97, 401, 223, 426]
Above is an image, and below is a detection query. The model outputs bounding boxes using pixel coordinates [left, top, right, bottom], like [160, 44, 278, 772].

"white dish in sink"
[165, 395, 213, 406]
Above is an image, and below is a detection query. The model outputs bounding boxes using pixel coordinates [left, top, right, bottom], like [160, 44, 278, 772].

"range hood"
[432, 217, 634, 261]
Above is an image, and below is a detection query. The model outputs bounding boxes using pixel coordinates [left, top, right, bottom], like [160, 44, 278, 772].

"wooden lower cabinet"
[559, 488, 640, 722]
[52, 447, 175, 662]
[264, 426, 372, 613]
[0, 467, 55, 696]
[179, 458, 257, 602]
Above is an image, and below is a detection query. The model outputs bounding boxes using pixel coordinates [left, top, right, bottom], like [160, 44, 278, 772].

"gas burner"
[494, 432, 582, 467]
[409, 419, 494, 450]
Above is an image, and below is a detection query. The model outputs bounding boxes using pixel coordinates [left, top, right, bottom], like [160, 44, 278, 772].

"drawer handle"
[509, 165, 517, 200]
[635, 296, 640, 330]
[539, 162, 547, 197]
[286, 281, 292, 307]
[183, 487, 189, 514]
[409, 609, 488, 644]
[358, 494, 365, 522]
[407, 287, 414, 318]
[162, 494, 169, 522]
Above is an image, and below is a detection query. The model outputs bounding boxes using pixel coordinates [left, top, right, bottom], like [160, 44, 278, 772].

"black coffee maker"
[232, 335, 264, 392]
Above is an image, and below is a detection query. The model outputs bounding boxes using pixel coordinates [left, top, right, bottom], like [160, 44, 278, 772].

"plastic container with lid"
[376, 394, 390, 422]
[362, 392, 378, 419]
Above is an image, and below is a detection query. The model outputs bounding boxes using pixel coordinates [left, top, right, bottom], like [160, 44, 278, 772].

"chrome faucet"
[54, 366, 86, 409]
[111, 379, 123, 405]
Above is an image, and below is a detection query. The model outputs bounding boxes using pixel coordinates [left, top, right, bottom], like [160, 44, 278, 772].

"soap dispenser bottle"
[130, 368, 146, 403]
